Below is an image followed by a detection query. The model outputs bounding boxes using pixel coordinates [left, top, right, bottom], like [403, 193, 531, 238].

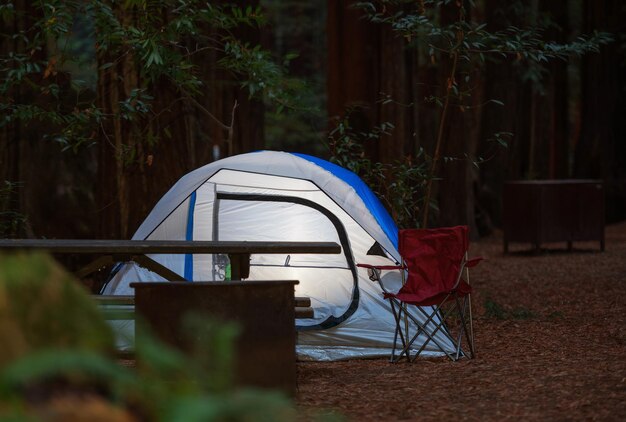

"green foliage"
[326, 105, 515, 228]
[483, 297, 508, 320]
[259, 0, 327, 153]
[483, 297, 537, 320]
[0, 0, 302, 153]
[346, 0, 612, 227]
[91, 0, 303, 108]
[125, 318, 298, 422]
[0, 252, 115, 367]
[0, 349, 136, 397]
[264, 108, 326, 155]
[220, 40, 306, 112]
[119, 88, 153, 121]
[355, 0, 612, 106]
[180, 313, 238, 392]
[358, 1, 611, 55]
[327, 108, 395, 175]
[0, 328, 298, 421]
[0, 252, 304, 421]
[327, 107, 431, 228]
[0, 182, 27, 238]
[161, 391, 294, 422]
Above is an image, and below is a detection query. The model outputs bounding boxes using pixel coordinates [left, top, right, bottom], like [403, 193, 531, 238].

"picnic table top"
[0, 239, 342, 281]
[0, 239, 342, 255]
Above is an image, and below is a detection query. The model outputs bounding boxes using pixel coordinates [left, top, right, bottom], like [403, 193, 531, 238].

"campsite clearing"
[295, 221, 626, 421]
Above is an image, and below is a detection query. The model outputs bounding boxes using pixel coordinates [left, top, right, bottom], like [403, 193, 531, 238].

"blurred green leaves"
[0, 251, 303, 421]
[0, 1, 303, 152]
[0, 252, 115, 366]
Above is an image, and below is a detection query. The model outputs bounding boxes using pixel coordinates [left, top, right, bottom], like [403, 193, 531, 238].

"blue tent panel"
[292, 153, 399, 249]
[184, 190, 197, 281]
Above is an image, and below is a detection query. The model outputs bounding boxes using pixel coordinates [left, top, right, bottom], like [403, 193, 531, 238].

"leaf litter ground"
[295, 222, 626, 421]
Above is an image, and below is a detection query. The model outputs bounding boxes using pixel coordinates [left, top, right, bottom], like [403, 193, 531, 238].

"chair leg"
[391, 304, 454, 362]
[413, 304, 460, 361]
[454, 296, 466, 360]
[389, 295, 475, 363]
[389, 299, 412, 362]
[440, 294, 474, 361]
[467, 294, 475, 358]
[402, 304, 458, 362]
[465, 266, 476, 358]
[389, 299, 400, 362]
[459, 295, 475, 359]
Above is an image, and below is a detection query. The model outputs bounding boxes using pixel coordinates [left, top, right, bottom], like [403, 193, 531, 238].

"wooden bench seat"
[295, 296, 314, 318]
[93, 295, 314, 319]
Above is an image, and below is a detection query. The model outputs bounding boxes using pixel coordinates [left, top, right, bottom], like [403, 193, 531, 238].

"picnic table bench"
[95, 294, 315, 319]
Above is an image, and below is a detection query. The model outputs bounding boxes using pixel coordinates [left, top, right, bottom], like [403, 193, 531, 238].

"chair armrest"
[357, 263, 403, 289]
[356, 263, 404, 271]
[466, 257, 483, 268]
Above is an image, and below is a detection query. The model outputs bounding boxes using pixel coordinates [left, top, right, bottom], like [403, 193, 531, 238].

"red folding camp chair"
[358, 226, 482, 362]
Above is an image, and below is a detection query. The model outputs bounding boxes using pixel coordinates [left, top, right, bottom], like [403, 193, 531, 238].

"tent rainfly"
[103, 151, 454, 360]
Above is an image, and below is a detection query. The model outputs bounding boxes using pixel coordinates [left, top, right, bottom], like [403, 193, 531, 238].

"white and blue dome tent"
[103, 150, 454, 360]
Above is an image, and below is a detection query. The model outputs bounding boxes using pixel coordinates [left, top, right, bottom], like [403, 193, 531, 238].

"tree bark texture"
[0, 1, 28, 236]
[327, 1, 481, 230]
[327, 0, 415, 161]
[1, 1, 98, 239]
[96, 4, 141, 239]
[326, 0, 626, 231]
[435, 2, 483, 235]
[576, 0, 626, 222]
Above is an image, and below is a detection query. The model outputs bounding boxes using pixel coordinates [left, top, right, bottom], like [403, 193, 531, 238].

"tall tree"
[94, 1, 266, 239]
[477, 0, 572, 228]
[1, 1, 297, 240]
[1, 1, 98, 238]
[327, 0, 415, 161]
[0, 0, 41, 237]
[575, 0, 626, 222]
[326, 0, 611, 231]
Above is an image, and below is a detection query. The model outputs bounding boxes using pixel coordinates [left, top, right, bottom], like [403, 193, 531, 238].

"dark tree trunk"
[1, 1, 97, 239]
[326, 0, 379, 135]
[327, 1, 414, 160]
[96, 2, 264, 239]
[376, 19, 415, 163]
[477, 0, 571, 230]
[436, 2, 483, 235]
[326, 1, 486, 230]
[477, 53, 525, 228]
[96, 4, 142, 239]
[527, 0, 570, 180]
[575, 0, 626, 223]
[0, 1, 27, 236]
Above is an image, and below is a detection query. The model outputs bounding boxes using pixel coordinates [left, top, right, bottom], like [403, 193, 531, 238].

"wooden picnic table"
[0, 239, 342, 281]
[0, 239, 340, 394]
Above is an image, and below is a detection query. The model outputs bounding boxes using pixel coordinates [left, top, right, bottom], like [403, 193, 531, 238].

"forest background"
[1, 0, 625, 242]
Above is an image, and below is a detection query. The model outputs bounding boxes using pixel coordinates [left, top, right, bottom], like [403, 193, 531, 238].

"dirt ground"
[295, 222, 626, 421]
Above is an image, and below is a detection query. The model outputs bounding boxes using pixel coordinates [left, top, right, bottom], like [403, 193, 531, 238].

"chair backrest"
[396, 226, 469, 303]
